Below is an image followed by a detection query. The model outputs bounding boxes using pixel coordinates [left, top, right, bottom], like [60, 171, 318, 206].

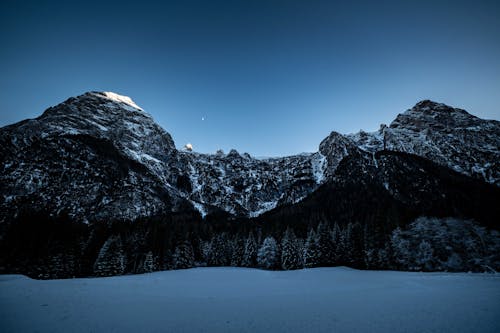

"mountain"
[346, 100, 500, 185]
[0, 92, 328, 222]
[1, 92, 499, 224]
[1, 91, 499, 278]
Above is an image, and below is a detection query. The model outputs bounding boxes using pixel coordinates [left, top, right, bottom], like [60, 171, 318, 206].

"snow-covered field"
[1, 267, 499, 333]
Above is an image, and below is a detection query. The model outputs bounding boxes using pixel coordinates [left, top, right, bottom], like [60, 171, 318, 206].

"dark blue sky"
[1, 0, 499, 156]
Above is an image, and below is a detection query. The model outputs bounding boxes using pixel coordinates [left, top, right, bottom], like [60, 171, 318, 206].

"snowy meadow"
[1, 267, 499, 333]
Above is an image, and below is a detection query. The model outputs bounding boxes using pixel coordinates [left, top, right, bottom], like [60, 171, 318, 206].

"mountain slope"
[0, 92, 326, 221]
[347, 100, 500, 185]
[0, 92, 187, 222]
[1, 93, 498, 223]
[258, 150, 500, 233]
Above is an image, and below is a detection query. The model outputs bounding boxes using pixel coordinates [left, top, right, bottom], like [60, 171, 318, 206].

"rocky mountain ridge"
[1, 92, 498, 223]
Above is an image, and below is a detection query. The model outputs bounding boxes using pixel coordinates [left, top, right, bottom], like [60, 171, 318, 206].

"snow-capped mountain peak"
[1, 95, 498, 223]
[347, 100, 500, 185]
[95, 91, 144, 111]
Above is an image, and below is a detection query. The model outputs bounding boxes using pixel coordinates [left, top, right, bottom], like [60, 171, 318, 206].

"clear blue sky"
[1, 0, 499, 156]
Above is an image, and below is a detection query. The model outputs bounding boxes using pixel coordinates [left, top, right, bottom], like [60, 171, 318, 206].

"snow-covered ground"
[1, 267, 499, 333]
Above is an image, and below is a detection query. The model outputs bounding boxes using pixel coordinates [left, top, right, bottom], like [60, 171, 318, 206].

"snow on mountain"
[346, 100, 500, 185]
[100, 91, 144, 111]
[1, 94, 498, 223]
[0, 92, 181, 222]
[177, 150, 324, 217]
[0, 92, 325, 221]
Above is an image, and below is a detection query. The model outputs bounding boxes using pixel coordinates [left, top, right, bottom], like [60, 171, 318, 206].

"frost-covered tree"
[335, 226, 347, 265]
[143, 251, 155, 273]
[173, 240, 194, 269]
[231, 235, 245, 267]
[208, 233, 230, 266]
[415, 240, 434, 271]
[391, 227, 411, 269]
[281, 228, 302, 270]
[161, 248, 173, 270]
[257, 236, 279, 269]
[94, 235, 126, 277]
[242, 233, 258, 267]
[304, 229, 319, 268]
[347, 223, 365, 268]
[388, 217, 500, 272]
[316, 222, 335, 266]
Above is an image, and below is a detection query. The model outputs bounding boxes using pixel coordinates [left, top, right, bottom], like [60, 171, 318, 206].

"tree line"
[1, 207, 498, 279]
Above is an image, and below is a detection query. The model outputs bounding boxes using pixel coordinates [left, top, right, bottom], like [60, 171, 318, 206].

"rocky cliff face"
[0, 92, 185, 222]
[0, 92, 327, 222]
[346, 100, 500, 185]
[178, 150, 326, 217]
[1, 93, 498, 223]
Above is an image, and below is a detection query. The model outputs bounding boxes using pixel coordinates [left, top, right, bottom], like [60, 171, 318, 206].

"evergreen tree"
[331, 224, 341, 265]
[242, 233, 258, 267]
[173, 240, 194, 269]
[377, 243, 391, 269]
[346, 223, 364, 268]
[415, 240, 434, 271]
[316, 222, 335, 266]
[208, 233, 229, 266]
[304, 229, 319, 268]
[94, 235, 126, 277]
[335, 227, 347, 265]
[230, 235, 245, 267]
[161, 248, 173, 270]
[143, 251, 155, 273]
[391, 227, 411, 270]
[281, 228, 302, 270]
[363, 224, 377, 269]
[257, 236, 279, 269]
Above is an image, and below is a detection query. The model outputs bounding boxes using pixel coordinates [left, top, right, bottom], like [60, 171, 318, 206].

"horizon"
[1, 0, 500, 156]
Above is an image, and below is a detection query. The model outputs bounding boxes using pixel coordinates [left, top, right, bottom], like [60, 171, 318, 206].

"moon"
[201, 116, 205, 121]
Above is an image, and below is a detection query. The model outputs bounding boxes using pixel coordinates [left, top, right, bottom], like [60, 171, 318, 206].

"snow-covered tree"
[173, 240, 194, 269]
[94, 235, 126, 277]
[335, 226, 347, 265]
[208, 233, 229, 266]
[281, 228, 302, 270]
[415, 240, 434, 271]
[304, 229, 319, 268]
[231, 235, 245, 267]
[388, 217, 500, 272]
[391, 227, 411, 269]
[161, 248, 173, 270]
[242, 233, 258, 267]
[257, 236, 279, 269]
[316, 222, 335, 266]
[347, 223, 365, 268]
[143, 251, 155, 273]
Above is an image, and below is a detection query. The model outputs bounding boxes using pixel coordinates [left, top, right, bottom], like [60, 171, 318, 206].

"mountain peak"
[413, 99, 444, 110]
[89, 91, 143, 111]
[409, 100, 472, 117]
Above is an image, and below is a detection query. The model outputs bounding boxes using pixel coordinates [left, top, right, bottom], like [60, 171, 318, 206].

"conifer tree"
[415, 240, 434, 271]
[281, 228, 302, 270]
[231, 235, 245, 267]
[391, 227, 411, 270]
[173, 240, 195, 269]
[257, 236, 279, 269]
[304, 229, 319, 268]
[94, 235, 126, 277]
[143, 251, 155, 273]
[316, 222, 335, 266]
[335, 227, 347, 265]
[242, 233, 258, 267]
[208, 233, 229, 266]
